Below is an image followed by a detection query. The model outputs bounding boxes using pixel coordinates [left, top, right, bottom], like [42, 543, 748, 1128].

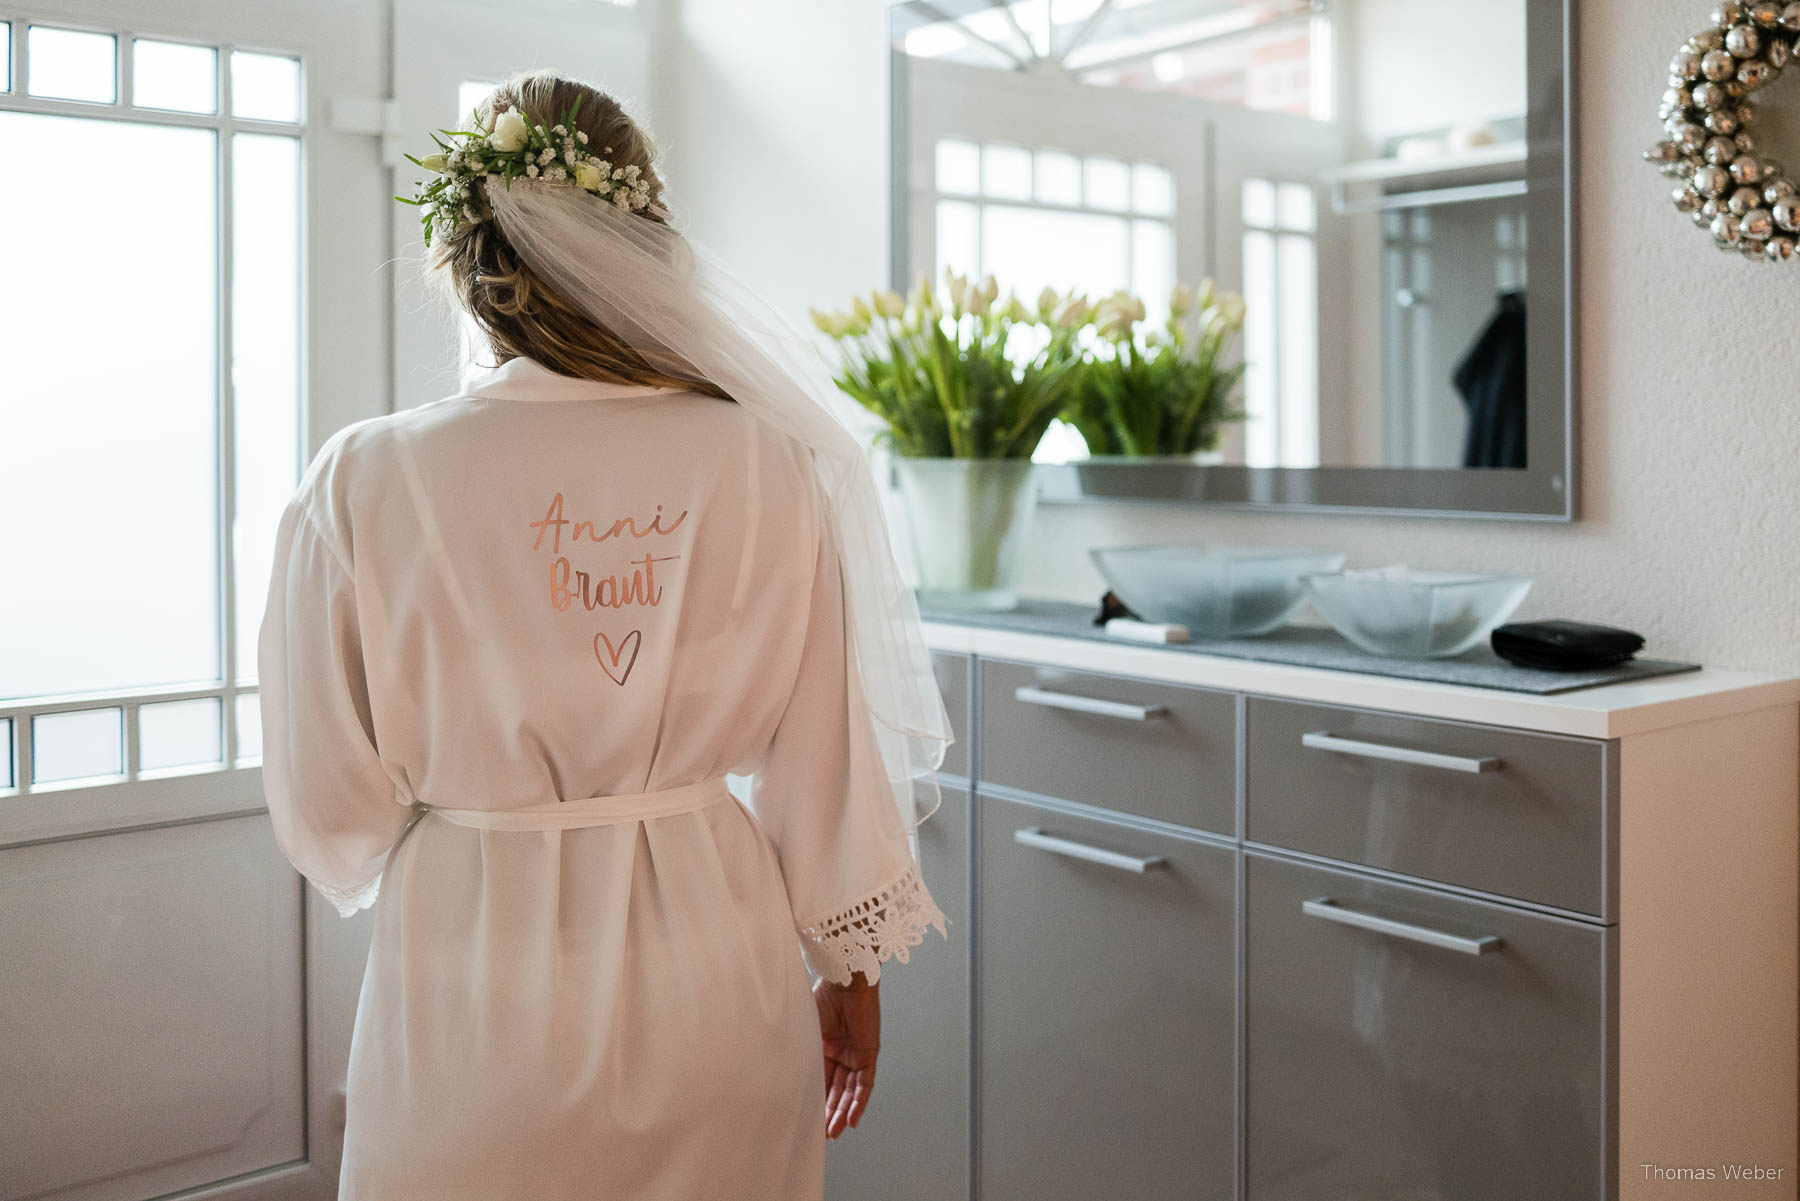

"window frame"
[0, 14, 307, 830]
[929, 135, 1177, 304]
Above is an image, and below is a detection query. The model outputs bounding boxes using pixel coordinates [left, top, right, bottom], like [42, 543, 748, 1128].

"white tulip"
[946, 272, 969, 314]
[419, 153, 450, 173]
[1097, 308, 1135, 340]
[489, 108, 530, 152]
[909, 271, 935, 313]
[1051, 296, 1091, 328]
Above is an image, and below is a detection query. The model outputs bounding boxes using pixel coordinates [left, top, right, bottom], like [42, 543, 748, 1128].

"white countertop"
[923, 615, 1800, 740]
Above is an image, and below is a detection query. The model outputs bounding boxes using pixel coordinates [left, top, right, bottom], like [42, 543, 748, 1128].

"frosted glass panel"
[981, 205, 1128, 306]
[235, 693, 262, 764]
[1277, 182, 1315, 232]
[1132, 220, 1174, 325]
[1243, 177, 1275, 228]
[1242, 228, 1277, 467]
[1083, 157, 1128, 211]
[1278, 232, 1319, 466]
[981, 144, 1032, 200]
[1, 719, 11, 789]
[935, 199, 979, 280]
[1034, 150, 1080, 206]
[231, 52, 299, 122]
[133, 40, 217, 114]
[935, 139, 978, 195]
[33, 709, 123, 784]
[233, 134, 302, 683]
[1, 25, 11, 93]
[28, 27, 116, 103]
[140, 698, 222, 771]
[1132, 163, 1173, 215]
[0, 113, 218, 701]
[458, 79, 494, 124]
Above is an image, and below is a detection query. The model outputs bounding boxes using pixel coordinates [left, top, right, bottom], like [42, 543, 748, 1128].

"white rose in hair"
[574, 161, 607, 191]
[489, 108, 529, 152]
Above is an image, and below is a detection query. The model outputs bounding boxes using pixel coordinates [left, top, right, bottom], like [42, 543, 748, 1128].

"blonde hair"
[432, 70, 725, 398]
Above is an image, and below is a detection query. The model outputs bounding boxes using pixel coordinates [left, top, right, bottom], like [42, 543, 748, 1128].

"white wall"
[654, 0, 1800, 672]
[649, 0, 892, 327]
[1340, 0, 1526, 142]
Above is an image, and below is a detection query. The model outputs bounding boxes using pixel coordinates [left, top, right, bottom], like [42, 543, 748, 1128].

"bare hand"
[813, 974, 879, 1139]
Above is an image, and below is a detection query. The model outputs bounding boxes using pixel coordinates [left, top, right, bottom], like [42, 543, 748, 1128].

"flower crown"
[396, 96, 656, 246]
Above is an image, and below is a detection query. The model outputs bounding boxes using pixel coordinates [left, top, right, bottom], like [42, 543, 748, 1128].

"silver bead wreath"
[1645, 1, 1800, 261]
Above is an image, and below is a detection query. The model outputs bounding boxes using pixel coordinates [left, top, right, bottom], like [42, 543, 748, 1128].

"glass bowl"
[1301, 569, 1533, 658]
[1089, 544, 1347, 638]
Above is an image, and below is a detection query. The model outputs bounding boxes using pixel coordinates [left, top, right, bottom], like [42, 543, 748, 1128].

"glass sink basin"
[1302, 569, 1533, 658]
[1090, 544, 1347, 638]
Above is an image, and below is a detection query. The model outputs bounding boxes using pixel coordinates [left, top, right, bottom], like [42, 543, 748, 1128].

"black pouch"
[1490, 620, 1645, 670]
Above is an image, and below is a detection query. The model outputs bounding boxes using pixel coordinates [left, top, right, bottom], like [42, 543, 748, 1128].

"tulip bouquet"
[807, 270, 1247, 609]
[1066, 282, 1248, 458]
[810, 271, 1090, 460]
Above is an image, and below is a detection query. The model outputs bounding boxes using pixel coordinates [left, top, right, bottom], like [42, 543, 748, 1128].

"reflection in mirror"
[889, 0, 1570, 513]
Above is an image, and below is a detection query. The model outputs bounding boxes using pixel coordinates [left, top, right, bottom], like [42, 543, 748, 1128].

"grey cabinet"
[1244, 852, 1611, 1201]
[1247, 698, 1611, 916]
[933, 652, 971, 779]
[827, 650, 1633, 1201]
[976, 793, 1236, 1201]
[980, 659, 1236, 834]
[823, 786, 970, 1201]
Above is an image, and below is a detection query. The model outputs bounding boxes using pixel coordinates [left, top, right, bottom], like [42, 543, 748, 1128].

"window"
[0, 22, 303, 791]
[899, 0, 1333, 120]
[1241, 177, 1318, 467]
[933, 137, 1175, 325]
[932, 137, 1176, 464]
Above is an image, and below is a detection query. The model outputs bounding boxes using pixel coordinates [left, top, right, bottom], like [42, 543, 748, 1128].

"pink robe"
[257, 355, 948, 1199]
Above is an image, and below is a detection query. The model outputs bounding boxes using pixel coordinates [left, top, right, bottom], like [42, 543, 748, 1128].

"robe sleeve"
[257, 497, 416, 917]
[751, 515, 950, 987]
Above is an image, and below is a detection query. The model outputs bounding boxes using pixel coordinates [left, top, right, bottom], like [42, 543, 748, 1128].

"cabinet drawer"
[978, 794, 1235, 1201]
[932, 652, 970, 779]
[1245, 854, 1610, 1201]
[980, 660, 1235, 834]
[1246, 698, 1609, 916]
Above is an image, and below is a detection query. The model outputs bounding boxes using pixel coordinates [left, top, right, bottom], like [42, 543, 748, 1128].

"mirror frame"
[886, 0, 1577, 522]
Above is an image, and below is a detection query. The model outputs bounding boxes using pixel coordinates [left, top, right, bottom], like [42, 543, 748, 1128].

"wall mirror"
[887, 0, 1575, 519]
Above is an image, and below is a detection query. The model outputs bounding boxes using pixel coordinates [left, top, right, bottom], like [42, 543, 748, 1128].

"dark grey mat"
[922, 599, 1701, 696]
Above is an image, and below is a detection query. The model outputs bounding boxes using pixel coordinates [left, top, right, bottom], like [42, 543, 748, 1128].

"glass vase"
[892, 457, 1039, 611]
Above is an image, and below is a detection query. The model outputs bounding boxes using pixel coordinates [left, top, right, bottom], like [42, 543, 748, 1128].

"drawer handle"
[1302, 897, 1503, 956]
[1014, 826, 1168, 873]
[1015, 686, 1167, 722]
[1301, 731, 1501, 775]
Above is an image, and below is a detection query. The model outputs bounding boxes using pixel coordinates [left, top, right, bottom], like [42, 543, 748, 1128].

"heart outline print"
[593, 630, 643, 686]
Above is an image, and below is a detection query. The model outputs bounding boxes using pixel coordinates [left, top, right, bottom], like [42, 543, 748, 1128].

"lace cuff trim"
[797, 860, 950, 987]
[312, 874, 382, 918]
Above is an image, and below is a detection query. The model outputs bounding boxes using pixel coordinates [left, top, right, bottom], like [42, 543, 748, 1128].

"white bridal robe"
[257, 354, 950, 1201]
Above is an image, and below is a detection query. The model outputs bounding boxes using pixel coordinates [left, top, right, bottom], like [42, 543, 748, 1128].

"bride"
[257, 69, 952, 1200]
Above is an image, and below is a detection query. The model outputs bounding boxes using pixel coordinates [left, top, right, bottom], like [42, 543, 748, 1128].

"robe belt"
[419, 775, 733, 831]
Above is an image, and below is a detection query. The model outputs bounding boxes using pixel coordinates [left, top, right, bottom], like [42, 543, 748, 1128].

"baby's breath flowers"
[395, 96, 654, 246]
